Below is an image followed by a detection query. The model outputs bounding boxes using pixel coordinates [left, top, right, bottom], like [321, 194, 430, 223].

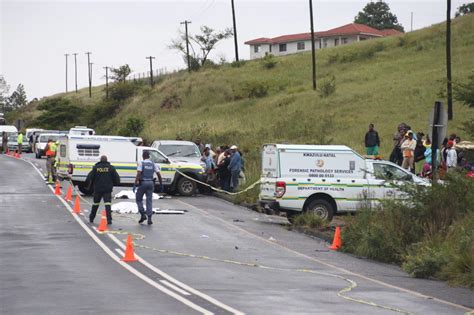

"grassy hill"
[12, 14, 474, 201]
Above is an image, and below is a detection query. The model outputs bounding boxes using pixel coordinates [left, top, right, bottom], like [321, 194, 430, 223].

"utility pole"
[85, 52, 92, 98]
[410, 12, 413, 32]
[231, 0, 239, 62]
[103, 66, 110, 98]
[446, 0, 453, 120]
[180, 20, 192, 72]
[73, 53, 78, 93]
[146, 56, 156, 87]
[64, 53, 69, 93]
[309, 0, 317, 91]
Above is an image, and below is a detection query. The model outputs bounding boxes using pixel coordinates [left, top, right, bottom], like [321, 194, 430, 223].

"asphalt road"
[1, 153, 473, 314]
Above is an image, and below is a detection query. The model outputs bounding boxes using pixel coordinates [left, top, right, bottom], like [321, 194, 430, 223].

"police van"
[56, 135, 205, 196]
[259, 144, 428, 222]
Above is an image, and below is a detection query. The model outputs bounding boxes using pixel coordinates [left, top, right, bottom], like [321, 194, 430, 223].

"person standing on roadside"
[401, 131, 416, 172]
[17, 132, 23, 154]
[135, 151, 162, 225]
[87, 155, 120, 225]
[1, 132, 7, 153]
[228, 145, 242, 191]
[446, 140, 458, 170]
[44, 138, 57, 184]
[364, 124, 380, 156]
[217, 150, 231, 191]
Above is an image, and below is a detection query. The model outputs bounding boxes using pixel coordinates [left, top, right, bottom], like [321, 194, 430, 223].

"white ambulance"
[259, 144, 428, 222]
[56, 135, 205, 196]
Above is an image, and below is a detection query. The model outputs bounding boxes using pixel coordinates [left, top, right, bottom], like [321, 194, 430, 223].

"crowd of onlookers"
[365, 122, 472, 178]
[193, 138, 245, 192]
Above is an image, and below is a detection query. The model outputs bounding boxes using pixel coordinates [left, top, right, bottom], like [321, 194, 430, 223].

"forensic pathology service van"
[259, 144, 428, 222]
[56, 135, 205, 196]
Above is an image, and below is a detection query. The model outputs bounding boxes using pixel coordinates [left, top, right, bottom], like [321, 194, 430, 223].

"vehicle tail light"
[68, 163, 74, 175]
[275, 181, 286, 198]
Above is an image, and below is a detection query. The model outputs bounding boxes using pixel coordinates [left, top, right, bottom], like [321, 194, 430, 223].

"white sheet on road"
[114, 190, 163, 200]
[111, 202, 184, 215]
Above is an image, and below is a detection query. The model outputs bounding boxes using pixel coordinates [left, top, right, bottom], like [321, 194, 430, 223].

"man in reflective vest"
[135, 151, 162, 225]
[44, 139, 57, 184]
[17, 132, 23, 154]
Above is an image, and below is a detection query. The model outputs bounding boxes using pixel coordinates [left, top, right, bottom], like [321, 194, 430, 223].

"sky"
[0, 0, 466, 100]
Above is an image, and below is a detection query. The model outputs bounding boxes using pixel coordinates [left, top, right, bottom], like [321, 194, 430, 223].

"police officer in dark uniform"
[135, 151, 162, 225]
[87, 155, 120, 224]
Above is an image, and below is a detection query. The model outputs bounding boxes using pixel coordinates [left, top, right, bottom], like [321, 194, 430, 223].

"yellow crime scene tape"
[65, 179, 412, 314]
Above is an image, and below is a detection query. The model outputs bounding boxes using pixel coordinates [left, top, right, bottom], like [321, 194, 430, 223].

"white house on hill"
[244, 23, 402, 59]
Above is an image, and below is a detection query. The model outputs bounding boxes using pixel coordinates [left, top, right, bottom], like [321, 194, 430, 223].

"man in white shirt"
[446, 140, 457, 169]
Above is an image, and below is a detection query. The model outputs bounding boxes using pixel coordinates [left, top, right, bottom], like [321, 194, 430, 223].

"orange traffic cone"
[64, 186, 73, 202]
[54, 181, 61, 195]
[122, 234, 138, 262]
[97, 210, 108, 232]
[329, 226, 342, 250]
[73, 195, 81, 214]
[14, 152, 19, 158]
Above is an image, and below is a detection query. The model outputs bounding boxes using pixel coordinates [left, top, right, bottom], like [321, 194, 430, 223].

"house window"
[254, 45, 260, 53]
[319, 39, 322, 49]
[342, 38, 348, 44]
[360, 37, 367, 41]
[335, 38, 339, 46]
[269, 45, 272, 52]
[323, 39, 328, 48]
[297, 42, 305, 50]
[279, 43, 287, 52]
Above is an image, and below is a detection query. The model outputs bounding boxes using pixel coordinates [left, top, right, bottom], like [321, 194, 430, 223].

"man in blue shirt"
[228, 145, 241, 192]
[135, 151, 162, 225]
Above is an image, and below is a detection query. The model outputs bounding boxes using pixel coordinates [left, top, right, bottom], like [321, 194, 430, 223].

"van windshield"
[40, 135, 60, 142]
[158, 144, 200, 158]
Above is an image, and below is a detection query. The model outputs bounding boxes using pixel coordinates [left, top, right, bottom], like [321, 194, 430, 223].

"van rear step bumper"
[259, 199, 280, 215]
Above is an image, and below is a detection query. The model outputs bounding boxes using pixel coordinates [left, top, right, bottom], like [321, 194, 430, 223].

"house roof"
[244, 23, 401, 45]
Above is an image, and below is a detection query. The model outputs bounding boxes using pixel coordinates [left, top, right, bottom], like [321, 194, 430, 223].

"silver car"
[151, 140, 204, 168]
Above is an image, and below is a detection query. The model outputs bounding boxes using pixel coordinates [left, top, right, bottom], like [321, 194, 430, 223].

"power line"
[180, 20, 192, 72]
[64, 53, 69, 93]
[231, 0, 239, 62]
[146, 56, 156, 87]
[85, 52, 92, 98]
[73, 53, 78, 93]
[309, 0, 317, 91]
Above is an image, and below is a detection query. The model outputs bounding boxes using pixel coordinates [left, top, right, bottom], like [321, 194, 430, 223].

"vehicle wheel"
[176, 176, 196, 196]
[304, 199, 334, 221]
[35, 150, 41, 159]
[78, 183, 93, 196]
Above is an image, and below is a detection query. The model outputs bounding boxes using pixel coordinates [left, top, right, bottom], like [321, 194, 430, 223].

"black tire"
[35, 150, 41, 159]
[304, 199, 334, 221]
[176, 176, 196, 196]
[78, 183, 93, 196]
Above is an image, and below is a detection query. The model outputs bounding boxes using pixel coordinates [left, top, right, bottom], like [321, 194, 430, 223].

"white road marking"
[115, 248, 125, 257]
[160, 280, 192, 296]
[176, 199, 473, 313]
[18, 157, 216, 315]
[108, 233, 245, 315]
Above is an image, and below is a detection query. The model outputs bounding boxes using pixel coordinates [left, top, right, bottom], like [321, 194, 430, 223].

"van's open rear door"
[260, 144, 278, 200]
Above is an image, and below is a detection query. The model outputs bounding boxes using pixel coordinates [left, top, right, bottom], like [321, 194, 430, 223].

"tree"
[110, 64, 131, 82]
[33, 97, 84, 129]
[455, 2, 474, 16]
[354, 1, 404, 32]
[0, 76, 10, 112]
[170, 25, 233, 70]
[119, 117, 144, 137]
[5, 84, 27, 112]
[454, 72, 474, 108]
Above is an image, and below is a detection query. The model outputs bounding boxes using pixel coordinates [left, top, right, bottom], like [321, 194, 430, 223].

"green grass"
[10, 15, 474, 203]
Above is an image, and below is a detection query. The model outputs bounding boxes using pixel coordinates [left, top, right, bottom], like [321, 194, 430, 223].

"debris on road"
[114, 190, 164, 200]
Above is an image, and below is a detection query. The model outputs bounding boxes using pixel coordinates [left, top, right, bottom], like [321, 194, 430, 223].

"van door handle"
[337, 179, 341, 183]
[351, 180, 355, 183]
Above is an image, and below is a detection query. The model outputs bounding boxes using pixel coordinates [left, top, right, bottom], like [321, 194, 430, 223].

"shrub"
[231, 60, 246, 68]
[33, 97, 85, 130]
[239, 80, 269, 98]
[318, 75, 336, 98]
[403, 241, 448, 278]
[161, 94, 182, 109]
[109, 82, 138, 102]
[118, 116, 144, 137]
[327, 53, 339, 64]
[293, 212, 329, 229]
[454, 72, 474, 108]
[261, 54, 277, 69]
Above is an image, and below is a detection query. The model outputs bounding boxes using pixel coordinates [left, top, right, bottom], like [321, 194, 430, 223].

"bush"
[261, 54, 277, 69]
[109, 82, 138, 102]
[318, 76, 336, 98]
[161, 94, 182, 109]
[293, 212, 329, 229]
[342, 173, 474, 286]
[231, 60, 246, 68]
[33, 97, 85, 130]
[239, 80, 269, 98]
[454, 72, 474, 108]
[118, 117, 144, 137]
